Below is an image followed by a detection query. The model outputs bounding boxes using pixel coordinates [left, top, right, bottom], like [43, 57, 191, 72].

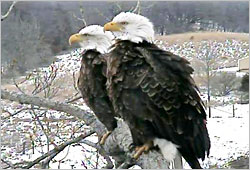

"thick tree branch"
[102, 120, 170, 169]
[1, 89, 97, 126]
[1, 1, 17, 21]
[1, 89, 171, 169]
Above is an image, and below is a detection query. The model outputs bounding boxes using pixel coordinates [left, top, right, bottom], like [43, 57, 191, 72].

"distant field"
[156, 31, 249, 44]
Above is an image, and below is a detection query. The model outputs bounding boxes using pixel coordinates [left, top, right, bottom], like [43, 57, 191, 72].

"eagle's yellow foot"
[100, 131, 112, 145]
[133, 141, 153, 159]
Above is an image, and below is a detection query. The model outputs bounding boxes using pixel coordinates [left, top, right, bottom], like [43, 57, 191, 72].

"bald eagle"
[104, 12, 210, 168]
[69, 25, 117, 144]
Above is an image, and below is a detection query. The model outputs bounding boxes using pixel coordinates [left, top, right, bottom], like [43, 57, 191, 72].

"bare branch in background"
[46, 144, 71, 169]
[1, 1, 17, 21]
[80, 140, 114, 169]
[2, 107, 29, 120]
[1, 159, 15, 169]
[70, 5, 87, 27]
[79, 5, 87, 27]
[94, 8, 112, 22]
[1, 131, 94, 169]
[71, 12, 87, 27]
[12, 77, 26, 94]
[30, 107, 51, 153]
[131, 0, 141, 14]
[64, 71, 81, 103]
[2, 107, 49, 120]
[66, 95, 82, 103]
[114, 2, 122, 11]
[31, 65, 59, 97]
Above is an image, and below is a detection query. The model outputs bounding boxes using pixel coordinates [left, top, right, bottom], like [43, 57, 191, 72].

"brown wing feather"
[107, 40, 210, 168]
[78, 50, 117, 131]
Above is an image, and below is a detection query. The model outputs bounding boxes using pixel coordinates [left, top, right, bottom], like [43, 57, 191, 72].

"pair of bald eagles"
[69, 12, 210, 169]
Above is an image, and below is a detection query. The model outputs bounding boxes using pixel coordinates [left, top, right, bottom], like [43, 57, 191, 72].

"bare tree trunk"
[206, 59, 212, 118]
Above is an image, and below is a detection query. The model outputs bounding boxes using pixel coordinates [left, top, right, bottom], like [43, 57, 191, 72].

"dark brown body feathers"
[78, 50, 117, 131]
[106, 40, 210, 169]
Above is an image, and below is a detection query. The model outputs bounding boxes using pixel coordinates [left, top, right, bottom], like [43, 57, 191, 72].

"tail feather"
[179, 148, 202, 169]
[154, 138, 203, 169]
[153, 138, 179, 162]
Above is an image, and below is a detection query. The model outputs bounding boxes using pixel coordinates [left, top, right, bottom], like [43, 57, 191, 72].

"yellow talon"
[133, 141, 153, 159]
[100, 131, 112, 145]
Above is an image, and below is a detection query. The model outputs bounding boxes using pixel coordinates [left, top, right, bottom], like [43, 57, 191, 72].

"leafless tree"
[193, 41, 231, 117]
[210, 72, 241, 96]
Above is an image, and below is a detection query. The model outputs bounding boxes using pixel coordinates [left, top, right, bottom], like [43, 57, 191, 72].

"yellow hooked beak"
[68, 33, 84, 45]
[104, 22, 122, 32]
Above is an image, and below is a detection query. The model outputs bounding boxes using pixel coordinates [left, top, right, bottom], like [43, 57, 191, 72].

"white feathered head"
[104, 12, 154, 43]
[69, 25, 114, 54]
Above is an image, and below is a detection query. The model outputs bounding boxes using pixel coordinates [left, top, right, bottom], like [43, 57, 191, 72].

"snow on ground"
[182, 104, 249, 169]
[203, 104, 249, 168]
[5, 133, 104, 169]
[213, 66, 247, 78]
[215, 66, 239, 73]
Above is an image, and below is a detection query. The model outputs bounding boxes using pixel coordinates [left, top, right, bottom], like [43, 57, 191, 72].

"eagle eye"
[120, 22, 128, 25]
